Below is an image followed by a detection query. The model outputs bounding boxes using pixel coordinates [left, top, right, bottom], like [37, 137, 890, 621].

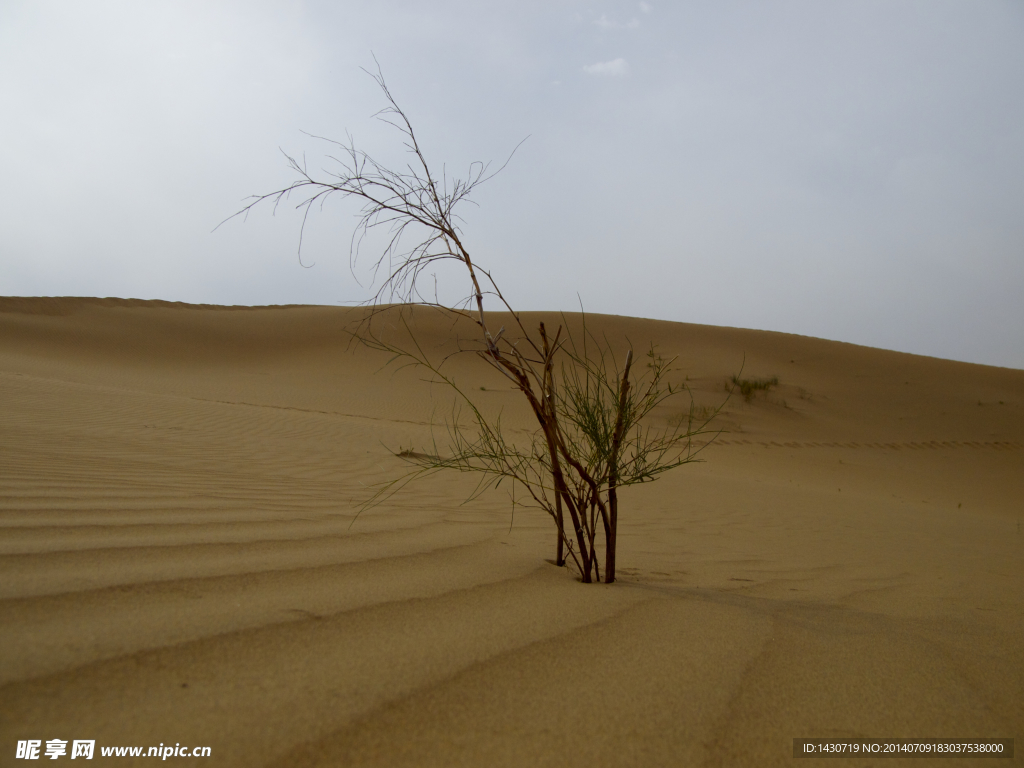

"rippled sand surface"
[1, 298, 1021, 766]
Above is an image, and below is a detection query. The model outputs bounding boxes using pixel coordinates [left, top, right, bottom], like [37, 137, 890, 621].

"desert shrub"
[225, 62, 727, 583]
[730, 374, 779, 402]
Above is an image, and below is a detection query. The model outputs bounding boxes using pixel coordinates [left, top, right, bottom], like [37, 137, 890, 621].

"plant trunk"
[606, 486, 618, 584]
[543, 425, 591, 580]
[565, 484, 592, 582]
[537, 321, 575, 571]
[555, 494, 564, 566]
[605, 349, 633, 584]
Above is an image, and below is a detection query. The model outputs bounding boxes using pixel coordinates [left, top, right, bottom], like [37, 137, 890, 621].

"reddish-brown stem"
[605, 349, 633, 584]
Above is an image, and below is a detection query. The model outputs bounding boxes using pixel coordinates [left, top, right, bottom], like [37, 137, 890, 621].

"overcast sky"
[2, 0, 1022, 368]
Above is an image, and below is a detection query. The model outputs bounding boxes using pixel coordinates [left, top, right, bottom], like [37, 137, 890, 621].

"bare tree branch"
[224, 60, 732, 583]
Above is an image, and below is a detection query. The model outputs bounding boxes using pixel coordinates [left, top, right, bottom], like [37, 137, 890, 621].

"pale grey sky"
[2, 0, 1022, 368]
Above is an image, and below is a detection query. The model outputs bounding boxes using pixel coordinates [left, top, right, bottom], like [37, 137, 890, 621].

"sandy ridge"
[1, 299, 1020, 766]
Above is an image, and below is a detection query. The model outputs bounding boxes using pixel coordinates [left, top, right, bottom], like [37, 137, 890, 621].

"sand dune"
[1, 298, 1021, 766]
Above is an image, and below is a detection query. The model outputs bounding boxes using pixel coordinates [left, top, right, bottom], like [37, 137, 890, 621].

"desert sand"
[0, 297, 1021, 766]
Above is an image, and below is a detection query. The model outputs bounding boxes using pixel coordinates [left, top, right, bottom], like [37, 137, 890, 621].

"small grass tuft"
[730, 375, 779, 402]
